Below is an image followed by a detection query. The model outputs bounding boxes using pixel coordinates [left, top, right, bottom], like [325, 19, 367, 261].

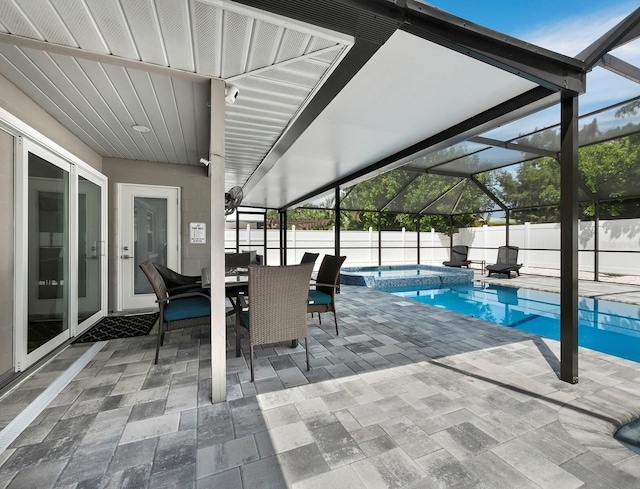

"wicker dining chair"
[139, 260, 211, 364]
[152, 262, 202, 295]
[239, 262, 314, 382]
[307, 255, 346, 336]
[300, 252, 320, 265]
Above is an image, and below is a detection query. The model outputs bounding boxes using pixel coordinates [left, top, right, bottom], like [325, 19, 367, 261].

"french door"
[16, 139, 106, 370]
[118, 184, 180, 310]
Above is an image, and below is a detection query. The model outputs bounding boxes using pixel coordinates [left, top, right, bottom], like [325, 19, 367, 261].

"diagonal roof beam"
[577, 7, 640, 70]
[596, 54, 640, 84]
[418, 179, 466, 215]
[380, 174, 421, 212]
[470, 136, 559, 159]
[401, 0, 585, 93]
[470, 175, 508, 213]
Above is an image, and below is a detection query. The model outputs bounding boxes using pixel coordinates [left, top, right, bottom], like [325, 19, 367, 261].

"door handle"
[121, 254, 133, 259]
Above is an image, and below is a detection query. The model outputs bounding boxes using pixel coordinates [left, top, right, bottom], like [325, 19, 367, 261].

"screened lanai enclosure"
[233, 95, 640, 282]
[1, 0, 639, 395]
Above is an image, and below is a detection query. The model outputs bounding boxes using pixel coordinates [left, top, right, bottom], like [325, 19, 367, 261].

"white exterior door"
[118, 184, 180, 310]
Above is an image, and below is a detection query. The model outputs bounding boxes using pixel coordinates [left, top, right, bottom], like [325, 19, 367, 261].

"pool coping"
[340, 264, 473, 289]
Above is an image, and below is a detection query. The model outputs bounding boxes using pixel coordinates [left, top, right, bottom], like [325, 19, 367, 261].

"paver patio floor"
[1, 277, 640, 488]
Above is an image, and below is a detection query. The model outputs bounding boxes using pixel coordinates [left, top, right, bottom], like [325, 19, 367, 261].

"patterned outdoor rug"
[73, 313, 158, 343]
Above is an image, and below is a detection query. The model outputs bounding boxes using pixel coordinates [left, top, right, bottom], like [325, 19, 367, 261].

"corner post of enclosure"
[235, 208, 240, 252]
[210, 78, 227, 403]
[594, 200, 599, 282]
[279, 210, 287, 265]
[416, 218, 421, 264]
[334, 186, 341, 257]
[560, 91, 579, 384]
[378, 212, 382, 266]
[263, 210, 268, 265]
[505, 209, 510, 246]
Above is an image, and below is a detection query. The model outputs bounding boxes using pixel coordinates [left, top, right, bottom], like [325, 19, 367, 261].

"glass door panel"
[134, 197, 168, 295]
[27, 152, 69, 353]
[78, 176, 102, 323]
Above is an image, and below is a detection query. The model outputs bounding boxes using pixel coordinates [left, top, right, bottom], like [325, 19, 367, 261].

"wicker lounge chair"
[307, 255, 346, 335]
[139, 260, 211, 364]
[443, 245, 471, 268]
[486, 245, 522, 278]
[239, 263, 315, 382]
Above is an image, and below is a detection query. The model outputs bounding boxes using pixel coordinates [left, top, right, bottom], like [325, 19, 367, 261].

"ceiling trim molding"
[225, 44, 344, 82]
[0, 32, 213, 83]
[201, 0, 355, 45]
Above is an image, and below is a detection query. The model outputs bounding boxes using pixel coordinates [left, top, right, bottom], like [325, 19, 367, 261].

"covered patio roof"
[0, 0, 600, 207]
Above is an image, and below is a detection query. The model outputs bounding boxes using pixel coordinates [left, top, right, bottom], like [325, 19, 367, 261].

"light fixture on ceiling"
[225, 84, 239, 105]
[132, 124, 150, 133]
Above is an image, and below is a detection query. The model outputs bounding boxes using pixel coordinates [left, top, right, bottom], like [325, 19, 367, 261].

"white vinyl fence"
[226, 218, 640, 276]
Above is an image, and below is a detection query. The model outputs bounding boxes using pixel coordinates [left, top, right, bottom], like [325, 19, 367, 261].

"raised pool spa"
[339, 264, 473, 290]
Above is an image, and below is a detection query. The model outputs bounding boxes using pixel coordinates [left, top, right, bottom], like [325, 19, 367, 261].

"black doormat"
[73, 313, 158, 343]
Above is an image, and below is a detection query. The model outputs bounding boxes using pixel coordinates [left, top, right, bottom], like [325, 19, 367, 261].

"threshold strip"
[0, 341, 107, 453]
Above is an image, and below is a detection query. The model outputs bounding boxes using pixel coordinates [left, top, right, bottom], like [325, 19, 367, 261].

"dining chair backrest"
[139, 260, 168, 302]
[248, 263, 315, 346]
[153, 262, 199, 289]
[300, 252, 320, 265]
[315, 255, 347, 296]
[225, 252, 252, 269]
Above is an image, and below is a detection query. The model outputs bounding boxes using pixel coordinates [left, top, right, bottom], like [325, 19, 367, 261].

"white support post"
[210, 79, 227, 403]
[246, 223, 251, 249]
[483, 224, 488, 265]
[524, 222, 531, 269]
[431, 228, 435, 265]
[292, 224, 297, 263]
[401, 227, 406, 264]
[369, 226, 373, 265]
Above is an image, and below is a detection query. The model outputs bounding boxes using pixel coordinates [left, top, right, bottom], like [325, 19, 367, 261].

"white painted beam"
[210, 79, 227, 403]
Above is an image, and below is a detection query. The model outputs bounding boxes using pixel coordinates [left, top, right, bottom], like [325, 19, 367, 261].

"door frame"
[15, 138, 73, 369]
[15, 139, 108, 369]
[3, 108, 108, 372]
[75, 166, 108, 337]
[116, 183, 181, 311]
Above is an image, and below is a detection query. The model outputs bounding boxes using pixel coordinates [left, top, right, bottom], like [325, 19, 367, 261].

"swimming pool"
[386, 283, 640, 363]
[340, 265, 473, 289]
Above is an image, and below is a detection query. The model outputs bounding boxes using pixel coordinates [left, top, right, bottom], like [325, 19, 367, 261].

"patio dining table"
[202, 267, 249, 357]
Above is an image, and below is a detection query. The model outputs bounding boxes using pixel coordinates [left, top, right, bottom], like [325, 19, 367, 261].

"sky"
[425, 1, 640, 138]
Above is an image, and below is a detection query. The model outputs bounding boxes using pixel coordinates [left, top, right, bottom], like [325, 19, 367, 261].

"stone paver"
[0, 279, 640, 488]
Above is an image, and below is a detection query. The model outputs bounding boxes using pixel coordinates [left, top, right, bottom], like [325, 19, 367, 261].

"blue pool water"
[386, 283, 640, 363]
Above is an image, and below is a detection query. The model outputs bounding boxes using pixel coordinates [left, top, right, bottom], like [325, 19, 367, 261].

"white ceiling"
[242, 30, 540, 208]
[0, 0, 352, 190]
